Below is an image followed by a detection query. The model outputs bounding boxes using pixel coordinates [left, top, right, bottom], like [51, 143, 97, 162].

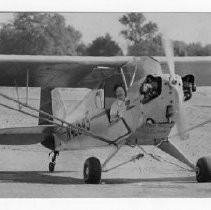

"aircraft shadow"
[0, 170, 196, 185]
[104, 176, 196, 184]
[0, 171, 83, 185]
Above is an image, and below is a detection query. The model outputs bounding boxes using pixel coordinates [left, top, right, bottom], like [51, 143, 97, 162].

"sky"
[0, 13, 211, 54]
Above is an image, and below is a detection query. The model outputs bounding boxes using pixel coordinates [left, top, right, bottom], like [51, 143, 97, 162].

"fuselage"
[39, 56, 194, 151]
[51, 73, 184, 151]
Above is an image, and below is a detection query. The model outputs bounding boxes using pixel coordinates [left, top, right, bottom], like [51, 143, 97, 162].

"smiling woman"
[110, 83, 127, 122]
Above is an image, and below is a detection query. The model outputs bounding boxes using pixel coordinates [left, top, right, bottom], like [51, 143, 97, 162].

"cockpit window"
[139, 75, 162, 104]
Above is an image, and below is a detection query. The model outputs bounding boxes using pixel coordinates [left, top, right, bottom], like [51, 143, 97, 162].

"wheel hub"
[196, 166, 200, 177]
[85, 166, 89, 176]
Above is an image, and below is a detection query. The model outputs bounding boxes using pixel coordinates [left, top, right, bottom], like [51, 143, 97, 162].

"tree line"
[0, 12, 210, 56]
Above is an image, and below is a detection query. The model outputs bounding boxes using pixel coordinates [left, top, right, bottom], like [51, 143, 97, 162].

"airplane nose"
[170, 77, 177, 85]
[169, 75, 181, 87]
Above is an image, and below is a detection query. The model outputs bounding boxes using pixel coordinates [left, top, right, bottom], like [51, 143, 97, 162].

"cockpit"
[139, 75, 162, 104]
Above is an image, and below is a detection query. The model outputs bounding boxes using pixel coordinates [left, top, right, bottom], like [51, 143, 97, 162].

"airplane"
[0, 53, 210, 184]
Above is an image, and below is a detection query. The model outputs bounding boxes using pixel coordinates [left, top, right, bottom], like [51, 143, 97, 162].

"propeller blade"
[162, 36, 189, 140]
[175, 95, 189, 140]
[162, 37, 175, 77]
[171, 80, 189, 140]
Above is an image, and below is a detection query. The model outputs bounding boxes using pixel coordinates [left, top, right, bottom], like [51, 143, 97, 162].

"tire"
[196, 156, 211, 182]
[83, 157, 101, 184]
[49, 162, 55, 172]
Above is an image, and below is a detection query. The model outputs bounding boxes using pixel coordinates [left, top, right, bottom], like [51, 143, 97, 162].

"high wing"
[0, 125, 55, 145]
[0, 55, 133, 88]
[0, 55, 165, 89]
[0, 54, 210, 89]
[154, 56, 211, 86]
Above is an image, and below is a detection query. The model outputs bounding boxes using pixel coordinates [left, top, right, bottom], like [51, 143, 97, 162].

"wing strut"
[120, 67, 128, 90]
[14, 80, 22, 110]
[129, 61, 137, 87]
[26, 69, 29, 105]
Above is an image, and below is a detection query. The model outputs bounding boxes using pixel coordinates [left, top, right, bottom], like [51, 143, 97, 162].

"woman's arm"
[110, 101, 118, 122]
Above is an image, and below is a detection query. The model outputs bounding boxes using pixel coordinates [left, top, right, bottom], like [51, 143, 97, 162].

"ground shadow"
[0, 170, 196, 185]
[103, 176, 196, 184]
[0, 171, 83, 185]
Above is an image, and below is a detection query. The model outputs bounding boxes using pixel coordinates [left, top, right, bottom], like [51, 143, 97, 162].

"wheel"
[49, 162, 55, 172]
[83, 157, 101, 184]
[196, 156, 211, 182]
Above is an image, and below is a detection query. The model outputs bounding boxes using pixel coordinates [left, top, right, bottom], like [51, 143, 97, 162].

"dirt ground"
[0, 87, 210, 197]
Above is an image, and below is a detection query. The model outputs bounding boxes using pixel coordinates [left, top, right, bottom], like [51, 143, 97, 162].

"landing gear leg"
[101, 144, 123, 172]
[49, 151, 59, 172]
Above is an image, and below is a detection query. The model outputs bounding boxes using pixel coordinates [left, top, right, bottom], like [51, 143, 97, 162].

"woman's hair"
[113, 83, 127, 97]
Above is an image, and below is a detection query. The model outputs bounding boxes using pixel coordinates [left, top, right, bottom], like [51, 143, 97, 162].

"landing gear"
[196, 156, 211, 182]
[83, 157, 101, 184]
[49, 151, 59, 172]
[49, 162, 55, 172]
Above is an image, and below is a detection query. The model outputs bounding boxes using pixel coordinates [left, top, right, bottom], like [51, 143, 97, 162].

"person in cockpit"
[140, 75, 159, 103]
[110, 84, 128, 122]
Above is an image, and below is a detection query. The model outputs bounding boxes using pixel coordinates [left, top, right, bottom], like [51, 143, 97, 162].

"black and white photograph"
[0, 8, 210, 201]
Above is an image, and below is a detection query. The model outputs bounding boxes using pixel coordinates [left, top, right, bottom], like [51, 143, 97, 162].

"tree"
[173, 41, 187, 56]
[119, 13, 162, 56]
[186, 42, 205, 56]
[119, 13, 158, 45]
[0, 13, 82, 55]
[76, 43, 88, 55]
[87, 33, 123, 56]
[128, 34, 164, 56]
[203, 44, 211, 56]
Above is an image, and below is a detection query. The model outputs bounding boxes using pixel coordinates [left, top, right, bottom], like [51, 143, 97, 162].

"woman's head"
[113, 84, 127, 101]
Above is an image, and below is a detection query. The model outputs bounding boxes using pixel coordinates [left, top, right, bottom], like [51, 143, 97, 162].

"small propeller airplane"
[0, 41, 210, 184]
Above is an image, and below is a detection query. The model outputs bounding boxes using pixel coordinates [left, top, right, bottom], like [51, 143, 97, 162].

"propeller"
[175, 89, 189, 140]
[162, 38, 175, 78]
[162, 37, 189, 140]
